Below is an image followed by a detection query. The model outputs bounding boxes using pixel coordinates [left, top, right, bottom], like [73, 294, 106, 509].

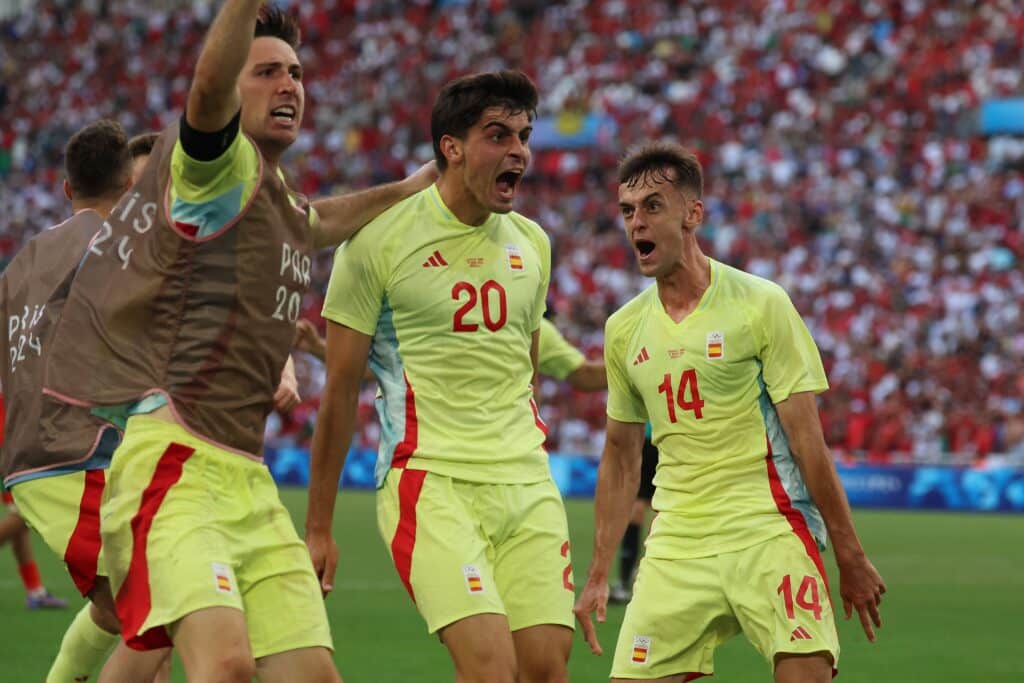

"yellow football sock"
[46, 604, 119, 683]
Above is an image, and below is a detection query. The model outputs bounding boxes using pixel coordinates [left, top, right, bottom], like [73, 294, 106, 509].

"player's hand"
[837, 553, 886, 642]
[294, 319, 326, 360]
[305, 532, 339, 597]
[573, 577, 609, 655]
[403, 160, 439, 193]
[274, 373, 301, 413]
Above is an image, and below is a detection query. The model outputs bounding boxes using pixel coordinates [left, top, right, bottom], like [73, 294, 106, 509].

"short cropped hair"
[64, 119, 130, 200]
[127, 132, 159, 160]
[431, 70, 539, 171]
[256, 4, 301, 49]
[617, 141, 704, 198]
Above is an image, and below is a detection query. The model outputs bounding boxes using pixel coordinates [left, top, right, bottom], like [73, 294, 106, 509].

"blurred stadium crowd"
[1, 0, 1022, 462]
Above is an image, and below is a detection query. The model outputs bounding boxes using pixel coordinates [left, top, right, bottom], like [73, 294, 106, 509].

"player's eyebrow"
[253, 61, 303, 75]
[483, 121, 533, 137]
[619, 191, 664, 210]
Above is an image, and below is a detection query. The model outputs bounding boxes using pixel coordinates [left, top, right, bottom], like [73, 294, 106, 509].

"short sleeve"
[321, 227, 388, 336]
[604, 316, 648, 423]
[537, 319, 585, 380]
[169, 132, 261, 237]
[756, 284, 828, 404]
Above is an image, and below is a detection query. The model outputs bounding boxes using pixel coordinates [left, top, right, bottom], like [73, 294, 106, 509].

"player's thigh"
[491, 479, 575, 633]
[171, 606, 255, 682]
[774, 652, 833, 683]
[101, 421, 247, 646]
[377, 468, 505, 634]
[611, 554, 739, 681]
[724, 533, 839, 673]
[238, 468, 333, 661]
[511, 623, 572, 682]
[255, 646, 342, 683]
[12, 470, 106, 596]
[439, 612, 517, 683]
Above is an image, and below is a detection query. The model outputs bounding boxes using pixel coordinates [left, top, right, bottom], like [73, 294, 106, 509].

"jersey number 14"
[657, 369, 704, 421]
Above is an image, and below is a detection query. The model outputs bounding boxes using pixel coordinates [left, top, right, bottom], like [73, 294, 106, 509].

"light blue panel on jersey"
[369, 295, 407, 488]
[757, 371, 828, 549]
[170, 184, 244, 237]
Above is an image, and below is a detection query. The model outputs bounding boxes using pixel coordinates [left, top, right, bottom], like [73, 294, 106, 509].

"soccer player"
[41, 3, 434, 681]
[0, 480, 68, 610]
[2, 119, 172, 683]
[573, 142, 886, 682]
[307, 70, 575, 683]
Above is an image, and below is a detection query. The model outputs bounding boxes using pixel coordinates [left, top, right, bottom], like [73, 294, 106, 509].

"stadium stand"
[2, 0, 1022, 463]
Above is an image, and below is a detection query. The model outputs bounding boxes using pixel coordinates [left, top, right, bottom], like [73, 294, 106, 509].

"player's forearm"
[311, 180, 414, 249]
[305, 384, 360, 535]
[587, 448, 641, 583]
[187, 0, 261, 131]
[795, 444, 866, 563]
[568, 362, 608, 392]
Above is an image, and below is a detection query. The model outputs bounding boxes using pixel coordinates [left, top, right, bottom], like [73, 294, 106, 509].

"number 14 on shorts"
[777, 574, 822, 621]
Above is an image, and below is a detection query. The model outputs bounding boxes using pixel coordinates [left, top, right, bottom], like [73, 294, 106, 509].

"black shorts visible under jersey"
[638, 438, 658, 501]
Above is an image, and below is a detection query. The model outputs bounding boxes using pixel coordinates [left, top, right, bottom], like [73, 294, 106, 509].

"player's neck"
[436, 173, 490, 226]
[656, 243, 710, 323]
[71, 198, 117, 219]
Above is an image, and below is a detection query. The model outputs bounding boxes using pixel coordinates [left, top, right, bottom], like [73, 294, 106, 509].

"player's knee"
[517, 656, 569, 683]
[88, 600, 121, 635]
[206, 651, 256, 683]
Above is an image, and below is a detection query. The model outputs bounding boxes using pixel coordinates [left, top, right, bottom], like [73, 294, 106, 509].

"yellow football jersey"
[323, 185, 551, 487]
[605, 259, 829, 559]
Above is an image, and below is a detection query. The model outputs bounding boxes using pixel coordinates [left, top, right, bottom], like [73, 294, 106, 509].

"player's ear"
[439, 134, 463, 168]
[63, 178, 73, 202]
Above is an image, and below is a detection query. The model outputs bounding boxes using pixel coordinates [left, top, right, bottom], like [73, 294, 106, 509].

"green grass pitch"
[1, 488, 1021, 681]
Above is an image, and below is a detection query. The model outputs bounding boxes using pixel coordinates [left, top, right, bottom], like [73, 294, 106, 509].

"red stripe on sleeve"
[392, 371, 419, 469]
[390, 469, 428, 602]
[64, 469, 107, 596]
[116, 443, 195, 650]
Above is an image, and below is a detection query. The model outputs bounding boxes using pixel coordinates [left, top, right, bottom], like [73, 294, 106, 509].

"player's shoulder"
[606, 284, 657, 338]
[714, 260, 790, 306]
[343, 187, 433, 255]
[500, 211, 550, 249]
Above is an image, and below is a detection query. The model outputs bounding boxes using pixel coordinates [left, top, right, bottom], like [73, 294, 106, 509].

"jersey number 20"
[452, 280, 508, 332]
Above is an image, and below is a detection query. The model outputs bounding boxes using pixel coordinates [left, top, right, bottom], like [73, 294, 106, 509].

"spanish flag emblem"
[212, 563, 234, 594]
[463, 565, 485, 594]
[506, 244, 524, 271]
[706, 331, 724, 359]
[631, 635, 651, 664]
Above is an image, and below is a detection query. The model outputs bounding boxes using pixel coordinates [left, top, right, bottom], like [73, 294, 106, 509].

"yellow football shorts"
[611, 531, 840, 680]
[377, 468, 576, 635]
[12, 469, 107, 596]
[101, 415, 331, 657]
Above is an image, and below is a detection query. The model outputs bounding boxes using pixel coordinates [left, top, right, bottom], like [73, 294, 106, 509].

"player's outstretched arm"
[567, 360, 608, 392]
[294, 319, 327, 361]
[186, 0, 262, 133]
[573, 418, 646, 655]
[775, 391, 887, 642]
[310, 161, 438, 249]
[305, 321, 372, 596]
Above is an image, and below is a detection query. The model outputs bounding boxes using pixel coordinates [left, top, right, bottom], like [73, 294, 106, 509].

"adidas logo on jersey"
[422, 250, 448, 268]
[790, 625, 813, 641]
[632, 347, 650, 366]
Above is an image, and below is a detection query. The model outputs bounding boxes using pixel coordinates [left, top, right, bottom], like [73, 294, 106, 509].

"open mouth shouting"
[634, 238, 657, 264]
[270, 104, 298, 128]
[495, 168, 524, 203]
